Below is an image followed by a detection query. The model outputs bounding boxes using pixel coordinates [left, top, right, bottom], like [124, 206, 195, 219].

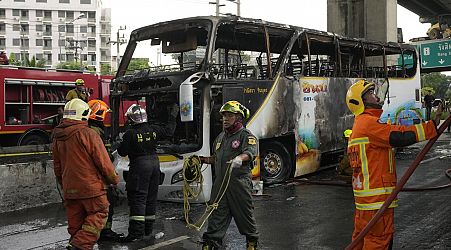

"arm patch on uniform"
[248, 136, 257, 145]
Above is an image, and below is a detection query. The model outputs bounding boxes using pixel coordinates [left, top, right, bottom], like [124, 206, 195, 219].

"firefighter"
[200, 101, 259, 250]
[346, 80, 437, 249]
[117, 103, 178, 242]
[66, 79, 89, 102]
[0, 51, 9, 65]
[52, 98, 119, 250]
[87, 99, 123, 241]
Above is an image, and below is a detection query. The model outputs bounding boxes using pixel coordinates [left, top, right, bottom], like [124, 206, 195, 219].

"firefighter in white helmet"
[52, 98, 119, 249]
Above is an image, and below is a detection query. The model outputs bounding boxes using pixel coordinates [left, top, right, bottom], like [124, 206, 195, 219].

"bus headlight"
[171, 170, 184, 184]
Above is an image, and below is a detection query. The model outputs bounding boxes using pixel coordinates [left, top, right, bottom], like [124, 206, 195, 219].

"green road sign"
[417, 40, 451, 69]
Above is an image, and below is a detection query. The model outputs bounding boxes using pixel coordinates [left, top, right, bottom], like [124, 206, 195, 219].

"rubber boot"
[98, 228, 124, 241]
[201, 239, 220, 250]
[246, 239, 258, 250]
[66, 243, 81, 250]
[118, 220, 144, 243]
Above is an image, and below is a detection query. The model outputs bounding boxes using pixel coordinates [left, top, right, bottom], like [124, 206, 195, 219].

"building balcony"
[87, 46, 96, 51]
[43, 31, 52, 36]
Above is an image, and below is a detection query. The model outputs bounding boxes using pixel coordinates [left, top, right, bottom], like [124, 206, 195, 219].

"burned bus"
[110, 16, 422, 201]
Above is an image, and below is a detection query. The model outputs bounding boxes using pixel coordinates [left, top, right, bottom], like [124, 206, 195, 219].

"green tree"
[8, 53, 21, 66]
[100, 63, 112, 75]
[56, 61, 85, 70]
[421, 72, 451, 99]
[127, 58, 149, 71]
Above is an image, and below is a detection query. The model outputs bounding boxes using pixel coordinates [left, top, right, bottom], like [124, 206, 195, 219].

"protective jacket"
[66, 88, 88, 102]
[52, 119, 119, 199]
[348, 109, 437, 210]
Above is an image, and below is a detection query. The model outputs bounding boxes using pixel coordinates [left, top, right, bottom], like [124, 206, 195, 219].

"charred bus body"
[110, 16, 421, 201]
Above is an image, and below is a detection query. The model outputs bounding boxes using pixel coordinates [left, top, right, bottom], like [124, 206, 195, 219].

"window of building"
[88, 11, 95, 20]
[21, 10, 28, 18]
[43, 38, 52, 48]
[58, 54, 65, 61]
[89, 53, 96, 62]
[79, 25, 87, 33]
[80, 0, 91, 4]
[66, 24, 74, 34]
[58, 11, 65, 18]
[0, 23, 5, 32]
[13, 38, 20, 46]
[44, 10, 51, 18]
[58, 25, 65, 32]
[36, 24, 43, 31]
[0, 9, 5, 18]
[21, 38, 29, 48]
[36, 0, 47, 2]
[20, 24, 29, 33]
[45, 53, 52, 63]
[88, 25, 96, 33]
[13, 9, 20, 16]
[14, 0, 25, 2]
[66, 53, 74, 61]
[36, 39, 43, 46]
[58, 39, 65, 46]
[13, 24, 20, 31]
[66, 11, 74, 20]
[81, 54, 87, 61]
[59, 0, 70, 3]
[0, 38, 6, 48]
[36, 53, 44, 60]
[36, 10, 43, 17]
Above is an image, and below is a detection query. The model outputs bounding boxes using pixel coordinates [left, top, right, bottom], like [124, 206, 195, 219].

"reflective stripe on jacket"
[348, 109, 437, 210]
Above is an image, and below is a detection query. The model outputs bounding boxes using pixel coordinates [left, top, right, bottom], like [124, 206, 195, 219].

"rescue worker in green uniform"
[199, 100, 259, 250]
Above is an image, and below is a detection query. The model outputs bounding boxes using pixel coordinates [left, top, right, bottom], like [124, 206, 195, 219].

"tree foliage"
[421, 72, 451, 99]
[127, 58, 149, 71]
[100, 63, 112, 75]
[56, 61, 86, 70]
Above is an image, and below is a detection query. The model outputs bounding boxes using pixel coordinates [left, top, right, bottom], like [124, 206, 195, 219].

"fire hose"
[182, 155, 234, 231]
[345, 115, 451, 250]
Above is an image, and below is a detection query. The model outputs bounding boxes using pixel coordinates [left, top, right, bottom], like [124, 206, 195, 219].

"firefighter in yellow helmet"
[52, 98, 119, 249]
[346, 80, 437, 249]
[66, 79, 89, 102]
[200, 100, 259, 250]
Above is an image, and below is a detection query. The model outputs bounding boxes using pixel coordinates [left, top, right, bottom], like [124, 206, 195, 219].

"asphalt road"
[0, 132, 450, 250]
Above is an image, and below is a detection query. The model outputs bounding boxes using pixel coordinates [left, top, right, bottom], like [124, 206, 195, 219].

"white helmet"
[63, 98, 91, 121]
[125, 104, 147, 124]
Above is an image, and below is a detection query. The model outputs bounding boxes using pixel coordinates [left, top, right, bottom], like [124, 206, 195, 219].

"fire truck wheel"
[20, 134, 49, 146]
[260, 141, 292, 185]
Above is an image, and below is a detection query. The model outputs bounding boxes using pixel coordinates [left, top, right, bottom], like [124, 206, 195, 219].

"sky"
[102, 0, 431, 58]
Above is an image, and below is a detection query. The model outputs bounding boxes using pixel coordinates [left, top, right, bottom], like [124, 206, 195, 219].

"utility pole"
[209, 0, 225, 17]
[227, 0, 241, 16]
[108, 26, 127, 71]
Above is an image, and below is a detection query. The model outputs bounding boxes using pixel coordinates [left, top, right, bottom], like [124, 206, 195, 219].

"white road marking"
[139, 235, 190, 250]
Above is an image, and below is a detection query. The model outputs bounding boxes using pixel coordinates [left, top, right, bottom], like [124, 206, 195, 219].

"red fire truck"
[0, 65, 114, 147]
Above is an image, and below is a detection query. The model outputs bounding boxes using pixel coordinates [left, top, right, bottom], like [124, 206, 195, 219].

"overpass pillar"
[327, 0, 398, 42]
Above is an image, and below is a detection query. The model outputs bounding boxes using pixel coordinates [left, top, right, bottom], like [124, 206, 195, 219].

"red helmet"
[87, 99, 110, 121]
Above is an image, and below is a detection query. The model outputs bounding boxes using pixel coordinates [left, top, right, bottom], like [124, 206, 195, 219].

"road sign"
[416, 39, 451, 69]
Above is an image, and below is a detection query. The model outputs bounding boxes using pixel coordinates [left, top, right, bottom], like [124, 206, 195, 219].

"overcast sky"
[103, 0, 431, 56]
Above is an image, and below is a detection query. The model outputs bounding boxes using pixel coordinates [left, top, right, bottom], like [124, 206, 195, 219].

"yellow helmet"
[346, 80, 375, 116]
[75, 79, 85, 86]
[219, 101, 250, 119]
[63, 98, 91, 121]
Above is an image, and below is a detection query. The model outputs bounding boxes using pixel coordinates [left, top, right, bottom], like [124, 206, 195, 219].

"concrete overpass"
[398, 0, 451, 20]
[327, 0, 451, 42]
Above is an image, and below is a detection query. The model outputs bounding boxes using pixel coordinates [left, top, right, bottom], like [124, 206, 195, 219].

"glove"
[230, 156, 242, 169]
[170, 104, 179, 118]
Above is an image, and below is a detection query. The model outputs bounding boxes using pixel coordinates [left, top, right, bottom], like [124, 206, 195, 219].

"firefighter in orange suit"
[52, 98, 120, 250]
[346, 80, 437, 250]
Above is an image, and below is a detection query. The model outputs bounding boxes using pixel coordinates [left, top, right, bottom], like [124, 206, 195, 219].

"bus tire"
[260, 141, 292, 184]
[19, 133, 49, 146]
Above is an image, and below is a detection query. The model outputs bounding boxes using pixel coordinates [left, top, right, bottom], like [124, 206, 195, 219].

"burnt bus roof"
[127, 15, 416, 53]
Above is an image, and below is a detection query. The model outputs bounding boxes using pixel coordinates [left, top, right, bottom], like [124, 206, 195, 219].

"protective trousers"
[65, 195, 109, 250]
[351, 208, 394, 250]
[203, 175, 259, 245]
[126, 155, 160, 237]
[103, 187, 117, 230]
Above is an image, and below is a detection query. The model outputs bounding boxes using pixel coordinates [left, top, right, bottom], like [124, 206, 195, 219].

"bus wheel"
[260, 141, 292, 184]
[19, 134, 49, 146]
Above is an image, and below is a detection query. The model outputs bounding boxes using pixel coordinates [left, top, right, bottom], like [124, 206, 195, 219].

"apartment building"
[0, 0, 111, 72]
